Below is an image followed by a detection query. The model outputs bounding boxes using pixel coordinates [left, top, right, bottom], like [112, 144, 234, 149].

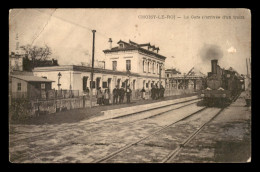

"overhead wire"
[34, 9, 111, 40]
[30, 9, 57, 46]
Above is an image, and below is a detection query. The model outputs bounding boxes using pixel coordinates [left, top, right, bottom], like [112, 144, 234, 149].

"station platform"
[87, 95, 199, 123]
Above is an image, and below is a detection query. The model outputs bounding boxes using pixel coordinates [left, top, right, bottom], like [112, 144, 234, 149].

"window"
[167, 74, 169, 77]
[148, 62, 150, 73]
[102, 82, 108, 88]
[41, 83, 45, 89]
[119, 43, 124, 48]
[112, 61, 117, 71]
[126, 60, 131, 71]
[17, 83, 21, 91]
[83, 76, 88, 91]
[152, 63, 155, 73]
[90, 81, 96, 88]
[15, 61, 19, 70]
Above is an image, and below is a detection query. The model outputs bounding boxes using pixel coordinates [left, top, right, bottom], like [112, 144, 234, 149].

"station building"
[32, 39, 167, 95]
[10, 75, 54, 99]
[9, 52, 23, 72]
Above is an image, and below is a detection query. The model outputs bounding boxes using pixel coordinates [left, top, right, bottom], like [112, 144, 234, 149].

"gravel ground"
[168, 92, 251, 163]
[9, 102, 203, 163]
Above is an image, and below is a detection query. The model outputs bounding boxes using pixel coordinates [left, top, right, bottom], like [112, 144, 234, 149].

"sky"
[9, 8, 251, 75]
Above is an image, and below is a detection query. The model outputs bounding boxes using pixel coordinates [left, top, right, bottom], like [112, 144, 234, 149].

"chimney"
[211, 59, 218, 74]
[108, 38, 112, 50]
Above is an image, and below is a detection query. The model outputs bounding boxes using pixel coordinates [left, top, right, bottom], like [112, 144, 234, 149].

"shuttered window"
[126, 60, 131, 71]
[112, 61, 117, 71]
[17, 83, 21, 91]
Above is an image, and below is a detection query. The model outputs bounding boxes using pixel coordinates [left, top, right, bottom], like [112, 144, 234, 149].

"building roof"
[33, 65, 141, 77]
[10, 71, 34, 76]
[10, 75, 55, 82]
[103, 40, 166, 60]
[33, 65, 167, 80]
[165, 68, 181, 74]
[166, 67, 206, 79]
[9, 53, 25, 59]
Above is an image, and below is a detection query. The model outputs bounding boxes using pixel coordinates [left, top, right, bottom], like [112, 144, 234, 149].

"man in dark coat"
[119, 86, 125, 104]
[126, 85, 132, 104]
[160, 85, 165, 98]
[113, 85, 119, 104]
[96, 87, 103, 105]
[151, 85, 156, 100]
[155, 84, 159, 99]
[141, 87, 146, 100]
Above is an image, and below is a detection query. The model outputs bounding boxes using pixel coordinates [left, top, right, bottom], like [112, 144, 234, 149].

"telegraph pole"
[159, 64, 161, 88]
[90, 30, 96, 108]
[249, 58, 251, 77]
[246, 58, 249, 77]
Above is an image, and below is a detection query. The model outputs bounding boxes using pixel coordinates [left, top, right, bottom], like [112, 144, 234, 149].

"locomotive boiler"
[200, 59, 243, 105]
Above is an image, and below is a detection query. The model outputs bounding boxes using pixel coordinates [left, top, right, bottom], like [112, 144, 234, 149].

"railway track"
[93, 107, 208, 163]
[10, 97, 200, 143]
[163, 93, 242, 163]
[10, 97, 201, 162]
[161, 107, 225, 163]
[92, 93, 241, 163]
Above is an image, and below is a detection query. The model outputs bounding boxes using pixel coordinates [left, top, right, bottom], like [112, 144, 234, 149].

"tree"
[20, 44, 52, 68]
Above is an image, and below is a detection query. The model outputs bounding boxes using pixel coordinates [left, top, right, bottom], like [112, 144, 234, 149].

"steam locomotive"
[200, 59, 244, 105]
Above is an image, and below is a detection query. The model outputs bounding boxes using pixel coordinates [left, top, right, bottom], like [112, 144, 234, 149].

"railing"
[55, 90, 80, 99]
[9, 88, 200, 119]
[11, 92, 27, 99]
[131, 88, 197, 100]
[11, 88, 199, 102]
[11, 90, 80, 101]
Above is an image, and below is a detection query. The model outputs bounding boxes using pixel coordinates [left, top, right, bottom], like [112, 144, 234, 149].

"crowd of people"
[151, 85, 165, 100]
[112, 85, 132, 104]
[96, 85, 132, 106]
[95, 84, 165, 106]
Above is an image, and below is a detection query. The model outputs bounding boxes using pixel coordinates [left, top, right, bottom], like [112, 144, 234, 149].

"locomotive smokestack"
[211, 59, 218, 74]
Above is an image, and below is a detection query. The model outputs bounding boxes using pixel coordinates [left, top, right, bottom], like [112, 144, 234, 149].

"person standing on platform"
[119, 86, 125, 104]
[113, 85, 119, 104]
[151, 85, 156, 100]
[160, 85, 165, 98]
[126, 85, 132, 104]
[86, 87, 90, 96]
[155, 84, 159, 100]
[141, 87, 146, 100]
[96, 87, 103, 105]
[103, 89, 110, 105]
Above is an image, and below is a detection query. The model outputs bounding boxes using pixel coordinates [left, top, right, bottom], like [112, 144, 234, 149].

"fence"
[9, 88, 198, 119]
[11, 92, 27, 99]
[9, 96, 98, 119]
[11, 89, 80, 101]
[131, 88, 196, 100]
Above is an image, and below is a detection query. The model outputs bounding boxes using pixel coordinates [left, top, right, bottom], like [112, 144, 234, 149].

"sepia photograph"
[9, 8, 251, 163]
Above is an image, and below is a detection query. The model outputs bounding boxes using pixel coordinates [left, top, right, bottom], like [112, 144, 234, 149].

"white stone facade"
[33, 40, 167, 95]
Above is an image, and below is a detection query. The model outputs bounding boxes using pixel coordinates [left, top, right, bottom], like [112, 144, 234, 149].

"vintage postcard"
[9, 8, 251, 163]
